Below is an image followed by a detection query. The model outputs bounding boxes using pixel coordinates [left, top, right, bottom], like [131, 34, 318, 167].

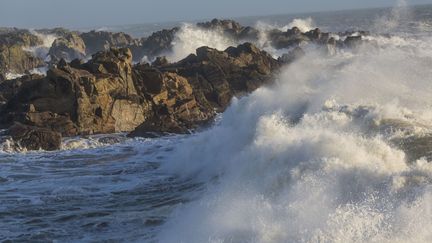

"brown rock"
[6, 122, 62, 151]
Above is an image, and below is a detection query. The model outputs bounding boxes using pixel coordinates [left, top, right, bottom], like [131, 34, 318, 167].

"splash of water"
[373, 0, 411, 33]
[166, 23, 237, 62]
[156, 29, 432, 242]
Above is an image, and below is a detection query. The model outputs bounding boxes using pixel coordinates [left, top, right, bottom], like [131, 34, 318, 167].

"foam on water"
[156, 28, 432, 242]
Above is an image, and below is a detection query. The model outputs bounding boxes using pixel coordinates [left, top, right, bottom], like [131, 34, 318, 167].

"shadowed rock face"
[48, 32, 86, 63]
[197, 19, 259, 41]
[129, 42, 280, 137]
[5, 122, 62, 151]
[80, 31, 136, 55]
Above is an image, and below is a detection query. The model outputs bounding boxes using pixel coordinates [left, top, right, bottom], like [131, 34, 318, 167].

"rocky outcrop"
[129, 27, 180, 62]
[5, 122, 62, 151]
[0, 28, 42, 47]
[130, 65, 212, 136]
[0, 41, 280, 141]
[80, 31, 136, 54]
[129, 42, 280, 137]
[197, 19, 259, 41]
[0, 44, 45, 80]
[34, 27, 73, 38]
[0, 48, 152, 136]
[0, 74, 44, 104]
[48, 32, 86, 62]
[0, 19, 377, 147]
[0, 29, 45, 80]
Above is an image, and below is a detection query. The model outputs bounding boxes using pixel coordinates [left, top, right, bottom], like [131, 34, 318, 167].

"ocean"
[2, 2, 432, 242]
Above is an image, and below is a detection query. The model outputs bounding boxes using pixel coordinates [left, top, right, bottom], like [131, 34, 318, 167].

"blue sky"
[0, 0, 431, 28]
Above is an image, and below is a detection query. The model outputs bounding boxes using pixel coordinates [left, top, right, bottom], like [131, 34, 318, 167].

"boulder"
[0, 48, 152, 136]
[0, 74, 44, 104]
[80, 30, 135, 55]
[48, 32, 86, 62]
[6, 122, 62, 151]
[344, 36, 362, 48]
[0, 44, 45, 80]
[197, 19, 259, 41]
[130, 27, 179, 62]
[267, 28, 310, 49]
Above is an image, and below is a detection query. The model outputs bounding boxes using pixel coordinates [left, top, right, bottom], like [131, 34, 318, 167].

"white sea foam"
[25, 31, 58, 61]
[166, 23, 237, 62]
[285, 17, 315, 32]
[156, 28, 432, 242]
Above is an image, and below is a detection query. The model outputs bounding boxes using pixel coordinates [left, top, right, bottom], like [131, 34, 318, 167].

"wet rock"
[48, 32, 86, 63]
[344, 36, 363, 48]
[0, 29, 45, 79]
[152, 56, 169, 67]
[268, 28, 310, 49]
[131, 27, 179, 62]
[197, 19, 259, 40]
[80, 30, 135, 55]
[0, 28, 42, 47]
[6, 122, 62, 151]
[0, 45, 45, 80]
[129, 42, 280, 137]
[34, 28, 73, 38]
[0, 74, 45, 104]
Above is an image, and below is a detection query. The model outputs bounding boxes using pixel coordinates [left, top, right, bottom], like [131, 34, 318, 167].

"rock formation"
[0, 19, 376, 150]
[48, 32, 86, 63]
[5, 122, 62, 151]
[0, 29, 45, 80]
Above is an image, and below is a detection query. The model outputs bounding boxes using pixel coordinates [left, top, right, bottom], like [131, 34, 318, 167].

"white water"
[156, 29, 432, 242]
[166, 17, 317, 62]
[166, 23, 237, 62]
[25, 31, 57, 61]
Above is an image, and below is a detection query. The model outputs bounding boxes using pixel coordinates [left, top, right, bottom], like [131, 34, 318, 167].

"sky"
[0, 0, 431, 29]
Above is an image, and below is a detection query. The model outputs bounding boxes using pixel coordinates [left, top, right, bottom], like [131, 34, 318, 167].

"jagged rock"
[0, 29, 42, 47]
[173, 42, 279, 108]
[48, 32, 86, 62]
[0, 48, 151, 136]
[80, 30, 135, 55]
[344, 36, 363, 48]
[130, 64, 211, 137]
[0, 74, 44, 104]
[129, 42, 280, 137]
[197, 19, 259, 41]
[35, 28, 73, 38]
[130, 27, 179, 62]
[0, 45, 45, 80]
[6, 122, 62, 151]
[0, 29, 45, 79]
[268, 28, 310, 49]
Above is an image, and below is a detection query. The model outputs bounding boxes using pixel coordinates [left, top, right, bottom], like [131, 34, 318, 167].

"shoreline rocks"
[0, 19, 376, 150]
[5, 122, 62, 151]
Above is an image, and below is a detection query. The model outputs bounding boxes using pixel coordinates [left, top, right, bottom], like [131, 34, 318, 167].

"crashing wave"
[155, 23, 432, 242]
